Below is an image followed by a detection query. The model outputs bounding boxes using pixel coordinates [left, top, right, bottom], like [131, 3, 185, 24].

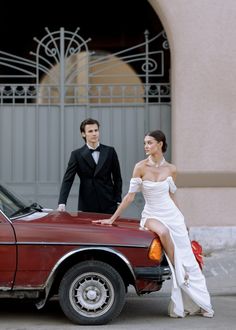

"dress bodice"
[128, 176, 178, 213]
[129, 176, 177, 194]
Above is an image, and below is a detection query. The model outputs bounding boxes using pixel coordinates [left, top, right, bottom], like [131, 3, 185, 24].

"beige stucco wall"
[149, 0, 236, 226]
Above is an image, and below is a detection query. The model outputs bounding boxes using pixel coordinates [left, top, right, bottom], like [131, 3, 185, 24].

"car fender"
[36, 246, 136, 309]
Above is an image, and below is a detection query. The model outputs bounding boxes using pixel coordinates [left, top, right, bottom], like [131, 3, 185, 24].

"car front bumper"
[134, 265, 171, 281]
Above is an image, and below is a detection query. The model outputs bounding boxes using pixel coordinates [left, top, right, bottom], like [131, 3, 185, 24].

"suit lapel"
[94, 144, 108, 176]
[81, 145, 96, 170]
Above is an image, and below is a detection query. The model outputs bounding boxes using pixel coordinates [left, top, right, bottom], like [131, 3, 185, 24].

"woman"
[93, 130, 214, 318]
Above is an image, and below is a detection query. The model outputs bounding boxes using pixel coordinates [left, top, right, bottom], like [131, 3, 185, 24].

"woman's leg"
[145, 218, 175, 265]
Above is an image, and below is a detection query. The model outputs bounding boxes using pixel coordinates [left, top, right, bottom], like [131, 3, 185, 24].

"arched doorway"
[0, 2, 171, 217]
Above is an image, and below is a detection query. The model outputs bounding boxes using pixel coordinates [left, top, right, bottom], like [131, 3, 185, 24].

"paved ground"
[200, 248, 236, 295]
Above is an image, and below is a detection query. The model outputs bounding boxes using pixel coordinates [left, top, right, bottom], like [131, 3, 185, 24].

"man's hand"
[57, 204, 66, 212]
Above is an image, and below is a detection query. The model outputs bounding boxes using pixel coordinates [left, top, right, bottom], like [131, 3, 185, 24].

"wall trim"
[176, 172, 236, 188]
[189, 226, 236, 253]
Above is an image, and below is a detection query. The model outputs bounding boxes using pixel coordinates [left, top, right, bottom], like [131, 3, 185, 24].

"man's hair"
[80, 118, 100, 134]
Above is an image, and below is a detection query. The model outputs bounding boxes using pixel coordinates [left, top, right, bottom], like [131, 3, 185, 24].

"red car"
[0, 183, 171, 325]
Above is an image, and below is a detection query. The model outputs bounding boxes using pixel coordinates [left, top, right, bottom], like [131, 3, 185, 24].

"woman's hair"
[146, 130, 168, 153]
[80, 118, 100, 134]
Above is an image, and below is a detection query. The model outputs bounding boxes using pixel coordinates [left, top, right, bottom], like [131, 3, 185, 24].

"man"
[57, 118, 122, 214]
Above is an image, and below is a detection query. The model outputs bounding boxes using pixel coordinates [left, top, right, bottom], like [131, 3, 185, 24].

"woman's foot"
[169, 311, 185, 318]
[190, 308, 214, 318]
[201, 310, 214, 318]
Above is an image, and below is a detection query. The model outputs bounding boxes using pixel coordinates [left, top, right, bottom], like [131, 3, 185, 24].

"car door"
[0, 212, 17, 288]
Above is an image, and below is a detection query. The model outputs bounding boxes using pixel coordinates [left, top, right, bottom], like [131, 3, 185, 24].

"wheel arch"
[36, 247, 136, 309]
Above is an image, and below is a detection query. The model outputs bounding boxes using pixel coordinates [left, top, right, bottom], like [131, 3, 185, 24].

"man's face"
[82, 124, 100, 146]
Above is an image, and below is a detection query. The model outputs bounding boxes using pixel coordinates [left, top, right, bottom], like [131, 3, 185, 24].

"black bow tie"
[89, 146, 100, 153]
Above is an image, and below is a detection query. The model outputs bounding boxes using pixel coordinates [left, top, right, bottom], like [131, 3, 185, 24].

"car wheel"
[58, 260, 126, 325]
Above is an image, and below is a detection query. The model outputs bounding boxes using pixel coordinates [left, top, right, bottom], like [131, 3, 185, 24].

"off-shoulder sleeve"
[168, 176, 177, 193]
[128, 177, 142, 193]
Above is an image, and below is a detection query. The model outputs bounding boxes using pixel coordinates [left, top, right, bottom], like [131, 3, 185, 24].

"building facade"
[0, 0, 235, 249]
[149, 0, 236, 249]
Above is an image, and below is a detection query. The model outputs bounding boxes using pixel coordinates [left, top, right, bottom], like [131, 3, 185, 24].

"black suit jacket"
[58, 144, 122, 213]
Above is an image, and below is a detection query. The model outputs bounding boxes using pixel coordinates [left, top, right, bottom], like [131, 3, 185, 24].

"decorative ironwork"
[0, 27, 170, 104]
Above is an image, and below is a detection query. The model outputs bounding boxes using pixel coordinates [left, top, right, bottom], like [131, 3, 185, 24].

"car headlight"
[148, 238, 163, 261]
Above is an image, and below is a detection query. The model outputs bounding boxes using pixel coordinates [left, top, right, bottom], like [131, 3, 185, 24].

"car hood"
[17, 210, 139, 227]
[12, 211, 156, 247]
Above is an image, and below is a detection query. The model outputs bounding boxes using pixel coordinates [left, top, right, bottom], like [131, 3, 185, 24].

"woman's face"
[144, 135, 162, 155]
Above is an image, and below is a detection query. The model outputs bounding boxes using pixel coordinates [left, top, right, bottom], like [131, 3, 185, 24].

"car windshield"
[0, 183, 40, 219]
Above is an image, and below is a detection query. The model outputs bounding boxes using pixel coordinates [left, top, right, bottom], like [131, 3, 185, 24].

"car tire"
[58, 260, 126, 325]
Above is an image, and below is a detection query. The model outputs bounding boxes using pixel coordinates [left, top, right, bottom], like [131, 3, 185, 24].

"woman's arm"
[169, 192, 180, 208]
[169, 165, 180, 208]
[93, 192, 136, 225]
[93, 163, 142, 225]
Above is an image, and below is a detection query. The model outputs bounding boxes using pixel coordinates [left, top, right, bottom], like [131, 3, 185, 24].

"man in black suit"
[57, 118, 122, 214]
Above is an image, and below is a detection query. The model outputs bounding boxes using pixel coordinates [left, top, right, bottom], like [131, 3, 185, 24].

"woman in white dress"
[93, 130, 214, 318]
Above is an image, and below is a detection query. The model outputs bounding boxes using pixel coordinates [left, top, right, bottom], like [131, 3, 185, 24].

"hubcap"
[69, 272, 115, 317]
[86, 287, 98, 300]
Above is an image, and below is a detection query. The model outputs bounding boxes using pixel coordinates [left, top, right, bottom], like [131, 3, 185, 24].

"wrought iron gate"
[0, 27, 170, 217]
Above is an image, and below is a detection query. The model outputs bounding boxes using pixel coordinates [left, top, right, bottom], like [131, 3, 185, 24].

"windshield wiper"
[29, 202, 43, 211]
[10, 202, 43, 218]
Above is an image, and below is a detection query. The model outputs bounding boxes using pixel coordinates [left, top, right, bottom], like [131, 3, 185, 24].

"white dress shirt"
[87, 143, 100, 164]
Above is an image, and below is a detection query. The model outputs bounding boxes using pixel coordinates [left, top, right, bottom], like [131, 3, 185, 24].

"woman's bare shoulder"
[135, 159, 147, 168]
[165, 161, 177, 178]
[132, 159, 147, 177]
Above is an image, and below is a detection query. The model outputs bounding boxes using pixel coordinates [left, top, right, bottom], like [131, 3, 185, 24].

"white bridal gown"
[129, 176, 214, 317]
